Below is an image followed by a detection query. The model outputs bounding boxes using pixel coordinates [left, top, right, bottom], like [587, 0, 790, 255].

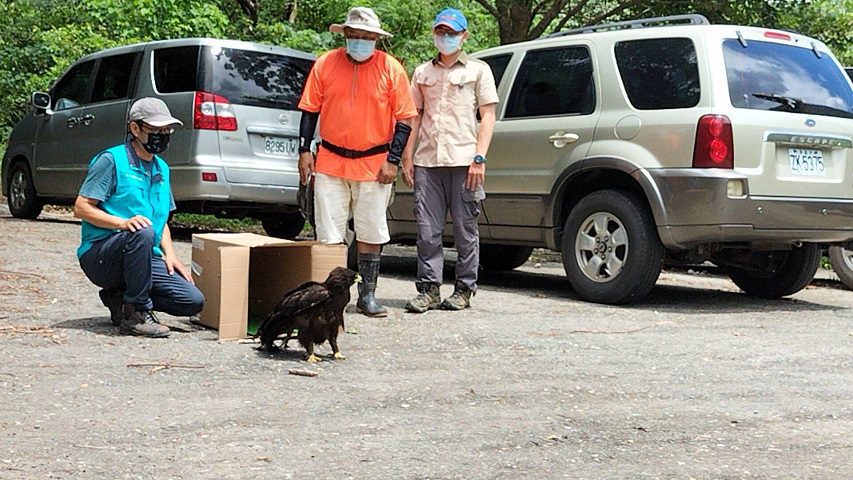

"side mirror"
[32, 92, 51, 111]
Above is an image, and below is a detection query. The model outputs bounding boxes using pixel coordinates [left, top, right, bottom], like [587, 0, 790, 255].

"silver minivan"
[2, 38, 314, 238]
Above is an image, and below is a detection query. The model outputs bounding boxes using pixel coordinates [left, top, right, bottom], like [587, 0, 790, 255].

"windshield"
[723, 39, 853, 119]
[200, 46, 313, 110]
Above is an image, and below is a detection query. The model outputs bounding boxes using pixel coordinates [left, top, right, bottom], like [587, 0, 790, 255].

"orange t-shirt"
[298, 48, 418, 181]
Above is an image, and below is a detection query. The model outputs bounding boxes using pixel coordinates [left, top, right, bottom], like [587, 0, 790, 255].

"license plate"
[264, 136, 298, 157]
[788, 148, 825, 176]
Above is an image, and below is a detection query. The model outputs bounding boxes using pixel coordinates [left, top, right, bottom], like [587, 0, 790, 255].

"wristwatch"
[473, 154, 487, 164]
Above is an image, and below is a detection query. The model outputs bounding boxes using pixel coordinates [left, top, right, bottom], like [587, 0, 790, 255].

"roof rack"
[546, 14, 710, 38]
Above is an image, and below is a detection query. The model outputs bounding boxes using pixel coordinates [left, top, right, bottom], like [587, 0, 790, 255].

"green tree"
[777, 0, 852, 65]
[0, 0, 230, 150]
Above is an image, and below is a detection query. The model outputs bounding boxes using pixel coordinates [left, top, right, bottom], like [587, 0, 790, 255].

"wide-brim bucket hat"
[329, 7, 393, 37]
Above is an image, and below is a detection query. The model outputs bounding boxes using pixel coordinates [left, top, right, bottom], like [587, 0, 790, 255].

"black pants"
[79, 227, 204, 316]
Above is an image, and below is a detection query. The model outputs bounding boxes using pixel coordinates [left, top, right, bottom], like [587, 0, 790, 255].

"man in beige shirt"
[402, 8, 499, 312]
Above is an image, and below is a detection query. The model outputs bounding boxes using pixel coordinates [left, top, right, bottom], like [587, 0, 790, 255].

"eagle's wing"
[257, 281, 331, 349]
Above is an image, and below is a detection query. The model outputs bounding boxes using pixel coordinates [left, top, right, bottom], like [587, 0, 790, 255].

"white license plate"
[788, 148, 825, 176]
[264, 136, 298, 157]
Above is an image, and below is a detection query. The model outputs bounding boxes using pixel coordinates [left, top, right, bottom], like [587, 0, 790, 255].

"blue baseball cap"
[433, 8, 468, 32]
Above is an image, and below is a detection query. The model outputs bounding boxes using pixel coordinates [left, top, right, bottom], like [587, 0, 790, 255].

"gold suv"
[388, 14, 853, 304]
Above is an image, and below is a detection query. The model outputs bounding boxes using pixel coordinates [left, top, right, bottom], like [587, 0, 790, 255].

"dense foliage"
[1, 0, 850, 151]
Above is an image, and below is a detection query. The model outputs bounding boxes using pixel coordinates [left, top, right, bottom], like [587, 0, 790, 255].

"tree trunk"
[496, 0, 535, 45]
[235, 0, 260, 26]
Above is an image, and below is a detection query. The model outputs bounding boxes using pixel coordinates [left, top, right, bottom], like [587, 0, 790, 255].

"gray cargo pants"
[414, 166, 485, 291]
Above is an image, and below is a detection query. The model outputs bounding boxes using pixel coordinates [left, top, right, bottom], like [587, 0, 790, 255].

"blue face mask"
[434, 33, 463, 56]
[346, 39, 376, 62]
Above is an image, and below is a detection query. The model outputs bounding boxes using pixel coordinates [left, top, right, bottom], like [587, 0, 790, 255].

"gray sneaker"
[440, 281, 474, 311]
[120, 304, 170, 338]
[405, 282, 441, 313]
[98, 289, 123, 326]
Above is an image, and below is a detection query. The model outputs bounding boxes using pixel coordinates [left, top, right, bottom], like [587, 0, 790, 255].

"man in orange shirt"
[297, 7, 417, 317]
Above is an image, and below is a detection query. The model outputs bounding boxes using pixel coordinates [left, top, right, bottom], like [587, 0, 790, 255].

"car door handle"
[548, 131, 580, 148]
[81, 114, 95, 126]
[66, 117, 79, 128]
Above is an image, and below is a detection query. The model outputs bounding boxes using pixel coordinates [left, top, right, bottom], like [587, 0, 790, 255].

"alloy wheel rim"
[10, 170, 26, 210]
[841, 248, 853, 272]
[574, 212, 628, 283]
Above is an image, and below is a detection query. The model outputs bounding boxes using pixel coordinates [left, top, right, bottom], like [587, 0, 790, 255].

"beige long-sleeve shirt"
[410, 51, 499, 167]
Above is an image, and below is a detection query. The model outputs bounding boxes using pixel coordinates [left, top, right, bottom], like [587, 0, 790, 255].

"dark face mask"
[140, 132, 170, 155]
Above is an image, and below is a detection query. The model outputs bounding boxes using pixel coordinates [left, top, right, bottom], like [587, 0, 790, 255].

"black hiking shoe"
[98, 289, 123, 326]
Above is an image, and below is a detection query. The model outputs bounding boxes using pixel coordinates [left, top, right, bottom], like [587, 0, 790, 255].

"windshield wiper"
[239, 94, 279, 103]
[751, 92, 803, 111]
[751, 92, 853, 118]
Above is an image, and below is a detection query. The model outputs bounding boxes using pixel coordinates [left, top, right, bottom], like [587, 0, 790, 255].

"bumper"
[646, 169, 853, 249]
[170, 166, 299, 209]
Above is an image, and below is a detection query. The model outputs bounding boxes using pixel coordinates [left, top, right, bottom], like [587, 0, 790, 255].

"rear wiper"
[751, 92, 853, 118]
[751, 92, 803, 111]
[241, 94, 288, 103]
[240, 95, 276, 102]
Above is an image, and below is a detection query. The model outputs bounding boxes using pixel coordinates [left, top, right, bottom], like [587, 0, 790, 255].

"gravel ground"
[1, 204, 852, 479]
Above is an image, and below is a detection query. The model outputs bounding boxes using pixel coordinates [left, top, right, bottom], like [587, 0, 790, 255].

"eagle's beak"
[354, 273, 363, 284]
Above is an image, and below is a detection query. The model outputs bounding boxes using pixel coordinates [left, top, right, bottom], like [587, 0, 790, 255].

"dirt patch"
[1, 204, 852, 479]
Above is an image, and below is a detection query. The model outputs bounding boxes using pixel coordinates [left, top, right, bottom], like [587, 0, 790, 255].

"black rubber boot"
[356, 252, 387, 317]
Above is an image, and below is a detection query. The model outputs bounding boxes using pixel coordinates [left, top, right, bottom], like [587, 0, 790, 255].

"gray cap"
[128, 97, 183, 127]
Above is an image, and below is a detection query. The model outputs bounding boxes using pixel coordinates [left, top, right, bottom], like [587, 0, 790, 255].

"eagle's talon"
[333, 352, 346, 360]
[306, 354, 322, 363]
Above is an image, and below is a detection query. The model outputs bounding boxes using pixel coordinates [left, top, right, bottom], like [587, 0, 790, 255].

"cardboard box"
[190, 233, 347, 340]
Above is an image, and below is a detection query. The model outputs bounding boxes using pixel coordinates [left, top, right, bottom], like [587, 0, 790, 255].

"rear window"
[723, 39, 853, 119]
[92, 52, 139, 103]
[481, 54, 511, 87]
[615, 38, 700, 110]
[153, 46, 200, 94]
[200, 46, 313, 110]
[505, 46, 595, 118]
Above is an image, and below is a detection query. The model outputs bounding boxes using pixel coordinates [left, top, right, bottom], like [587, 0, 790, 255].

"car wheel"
[479, 245, 534, 271]
[7, 161, 43, 219]
[721, 243, 821, 298]
[261, 212, 305, 240]
[828, 245, 853, 291]
[561, 189, 663, 304]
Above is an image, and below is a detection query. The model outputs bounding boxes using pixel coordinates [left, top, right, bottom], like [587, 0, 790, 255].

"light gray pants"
[414, 166, 485, 291]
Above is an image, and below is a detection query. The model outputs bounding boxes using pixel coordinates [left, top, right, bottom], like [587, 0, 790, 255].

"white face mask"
[346, 38, 376, 62]
[434, 33, 463, 56]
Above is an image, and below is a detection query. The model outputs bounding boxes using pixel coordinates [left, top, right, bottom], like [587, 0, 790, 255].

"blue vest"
[77, 144, 171, 258]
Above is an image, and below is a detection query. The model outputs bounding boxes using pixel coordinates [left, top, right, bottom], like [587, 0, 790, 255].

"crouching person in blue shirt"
[73, 97, 204, 338]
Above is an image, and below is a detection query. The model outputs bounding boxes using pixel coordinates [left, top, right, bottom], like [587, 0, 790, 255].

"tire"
[828, 245, 853, 291]
[561, 189, 663, 305]
[261, 212, 305, 240]
[722, 244, 821, 298]
[479, 245, 534, 271]
[6, 161, 43, 219]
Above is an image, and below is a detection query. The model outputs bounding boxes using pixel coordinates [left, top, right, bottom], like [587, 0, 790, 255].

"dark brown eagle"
[256, 267, 360, 363]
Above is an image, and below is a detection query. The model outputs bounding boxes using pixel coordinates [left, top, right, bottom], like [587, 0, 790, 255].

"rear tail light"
[201, 172, 218, 182]
[693, 114, 734, 169]
[194, 91, 237, 131]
